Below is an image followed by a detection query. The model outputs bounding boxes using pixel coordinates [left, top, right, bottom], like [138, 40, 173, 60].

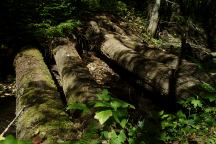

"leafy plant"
[32, 19, 81, 39]
[66, 89, 145, 144]
[160, 82, 216, 143]
[94, 89, 135, 128]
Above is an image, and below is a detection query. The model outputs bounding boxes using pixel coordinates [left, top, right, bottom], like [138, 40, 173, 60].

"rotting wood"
[15, 48, 77, 143]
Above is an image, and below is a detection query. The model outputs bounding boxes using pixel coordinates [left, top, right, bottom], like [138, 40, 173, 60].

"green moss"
[15, 48, 76, 143]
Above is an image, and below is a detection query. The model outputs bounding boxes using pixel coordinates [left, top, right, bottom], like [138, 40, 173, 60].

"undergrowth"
[66, 89, 146, 144]
[160, 82, 216, 143]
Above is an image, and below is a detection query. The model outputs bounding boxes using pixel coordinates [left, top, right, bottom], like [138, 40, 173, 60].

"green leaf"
[94, 101, 110, 108]
[66, 102, 89, 113]
[128, 138, 135, 144]
[108, 130, 117, 138]
[120, 119, 127, 128]
[177, 110, 186, 119]
[101, 131, 109, 139]
[191, 99, 203, 108]
[205, 107, 216, 113]
[204, 95, 216, 102]
[96, 89, 111, 101]
[94, 110, 112, 125]
[111, 99, 135, 110]
[110, 100, 122, 111]
[200, 82, 216, 92]
[117, 130, 126, 143]
[113, 111, 121, 123]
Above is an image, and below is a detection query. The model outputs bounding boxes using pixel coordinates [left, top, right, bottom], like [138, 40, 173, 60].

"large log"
[15, 48, 76, 143]
[52, 38, 102, 135]
[87, 20, 213, 63]
[100, 34, 212, 99]
[52, 38, 101, 104]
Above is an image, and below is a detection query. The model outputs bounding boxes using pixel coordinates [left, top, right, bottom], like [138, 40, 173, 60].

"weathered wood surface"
[53, 38, 101, 104]
[100, 34, 212, 99]
[15, 48, 75, 143]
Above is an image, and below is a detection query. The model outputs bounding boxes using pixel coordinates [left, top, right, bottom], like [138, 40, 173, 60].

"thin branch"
[0, 106, 26, 137]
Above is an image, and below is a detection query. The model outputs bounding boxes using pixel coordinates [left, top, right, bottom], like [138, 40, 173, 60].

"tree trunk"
[14, 48, 77, 143]
[52, 38, 101, 104]
[147, 0, 161, 36]
[100, 34, 212, 99]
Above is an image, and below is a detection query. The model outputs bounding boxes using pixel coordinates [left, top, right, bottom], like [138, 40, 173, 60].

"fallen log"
[52, 38, 102, 136]
[100, 34, 212, 99]
[52, 38, 101, 104]
[15, 48, 76, 143]
[137, 47, 198, 69]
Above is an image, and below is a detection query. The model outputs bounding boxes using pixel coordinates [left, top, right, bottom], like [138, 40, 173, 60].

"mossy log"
[52, 38, 101, 104]
[15, 48, 76, 143]
[100, 34, 212, 99]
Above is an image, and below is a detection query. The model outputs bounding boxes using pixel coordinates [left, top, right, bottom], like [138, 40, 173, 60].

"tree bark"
[52, 38, 101, 105]
[15, 48, 76, 143]
[147, 0, 161, 36]
[100, 34, 212, 99]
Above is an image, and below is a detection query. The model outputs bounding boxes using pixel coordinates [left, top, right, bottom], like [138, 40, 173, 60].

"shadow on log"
[99, 34, 212, 100]
[52, 38, 101, 104]
[14, 48, 77, 143]
[52, 38, 102, 138]
[85, 19, 214, 102]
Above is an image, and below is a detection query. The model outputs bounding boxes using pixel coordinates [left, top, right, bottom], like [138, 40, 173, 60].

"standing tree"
[147, 0, 161, 36]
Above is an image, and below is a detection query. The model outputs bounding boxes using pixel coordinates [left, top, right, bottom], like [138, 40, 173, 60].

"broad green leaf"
[94, 110, 112, 125]
[191, 99, 202, 108]
[94, 101, 110, 108]
[66, 102, 89, 113]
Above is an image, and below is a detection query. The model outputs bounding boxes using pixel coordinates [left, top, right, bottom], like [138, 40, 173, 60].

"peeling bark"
[15, 48, 76, 143]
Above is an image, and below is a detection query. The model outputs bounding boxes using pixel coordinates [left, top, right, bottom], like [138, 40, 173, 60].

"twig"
[0, 106, 26, 137]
